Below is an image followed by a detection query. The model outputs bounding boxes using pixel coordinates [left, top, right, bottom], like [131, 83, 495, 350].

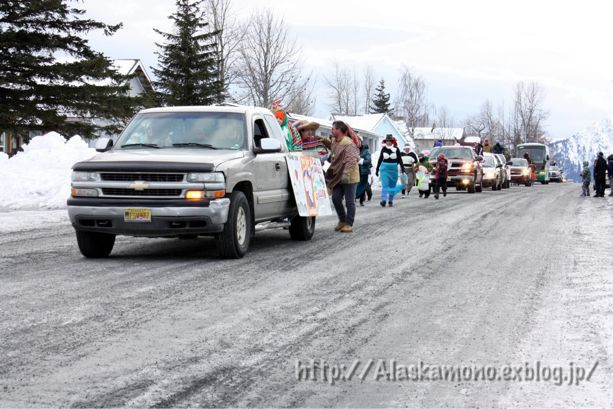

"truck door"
[252, 116, 290, 220]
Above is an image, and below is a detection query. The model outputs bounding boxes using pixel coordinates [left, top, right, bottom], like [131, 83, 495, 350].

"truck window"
[253, 118, 270, 149]
[263, 114, 286, 145]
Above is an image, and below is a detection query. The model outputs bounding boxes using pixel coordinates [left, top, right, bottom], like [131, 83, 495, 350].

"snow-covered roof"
[331, 113, 386, 133]
[391, 119, 416, 149]
[112, 59, 153, 87]
[288, 113, 334, 129]
[412, 127, 464, 141]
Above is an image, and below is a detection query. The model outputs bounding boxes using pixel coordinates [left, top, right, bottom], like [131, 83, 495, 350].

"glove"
[358, 158, 364, 165]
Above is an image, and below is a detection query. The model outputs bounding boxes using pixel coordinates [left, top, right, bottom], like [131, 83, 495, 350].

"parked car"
[482, 153, 503, 191]
[68, 105, 316, 259]
[494, 153, 511, 189]
[429, 146, 484, 193]
[549, 165, 563, 182]
[508, 157, 532, 186]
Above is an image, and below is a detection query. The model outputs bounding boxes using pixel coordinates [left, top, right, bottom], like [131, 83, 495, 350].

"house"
[0, 59, 154, 155]
[411, 127, 466, 153]
[289, 113, 381, 154]
[331, 113, 413, 153]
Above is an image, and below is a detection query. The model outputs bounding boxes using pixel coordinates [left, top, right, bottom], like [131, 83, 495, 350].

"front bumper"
[67, 199, 231, 237]
[431, 174, 474, 187]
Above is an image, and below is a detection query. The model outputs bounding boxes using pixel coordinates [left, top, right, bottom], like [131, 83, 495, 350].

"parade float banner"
[286, 154, 333, 217]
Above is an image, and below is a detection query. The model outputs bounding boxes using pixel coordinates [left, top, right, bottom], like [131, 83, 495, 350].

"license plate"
[124, 208, 151, 223]
[447, 177, 451, 182]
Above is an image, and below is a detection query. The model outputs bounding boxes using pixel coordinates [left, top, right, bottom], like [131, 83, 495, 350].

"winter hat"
[597, 152, 604, 157]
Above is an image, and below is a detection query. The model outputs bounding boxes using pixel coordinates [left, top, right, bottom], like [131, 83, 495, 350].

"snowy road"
[1, 183, 612, 407]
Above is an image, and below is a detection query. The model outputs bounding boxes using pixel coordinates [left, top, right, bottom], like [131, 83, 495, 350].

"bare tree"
[513, 81, 549, 144]
[325, 62, 352, 114]
[286, 82, 316, 115]
[234, 10, 309, 108]
[203, 0, 244, 101]
[396, 66, 428, 136]
[363, 66, 376, 115]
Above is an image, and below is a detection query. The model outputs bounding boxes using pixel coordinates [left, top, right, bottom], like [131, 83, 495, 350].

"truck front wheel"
[289, 216, 316, 241]
[76, 231, 115, 258]
[216, 191, 251, 259]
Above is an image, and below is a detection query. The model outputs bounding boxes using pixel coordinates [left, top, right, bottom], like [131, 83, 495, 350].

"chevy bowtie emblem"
[129, 181, 149, 191]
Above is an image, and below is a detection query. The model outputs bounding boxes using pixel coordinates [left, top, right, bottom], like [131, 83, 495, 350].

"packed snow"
[0, 132, 96, 210]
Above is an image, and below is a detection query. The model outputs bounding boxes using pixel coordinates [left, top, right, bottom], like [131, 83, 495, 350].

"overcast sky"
[83, 0, 613, 140]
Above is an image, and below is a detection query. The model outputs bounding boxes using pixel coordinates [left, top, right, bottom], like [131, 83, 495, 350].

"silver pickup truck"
[68, 105, 316, 259]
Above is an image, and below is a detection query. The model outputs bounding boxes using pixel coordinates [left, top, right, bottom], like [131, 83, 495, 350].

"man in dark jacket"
[593, 152, 607, 197]
[608, 154, 613, 196]
[356, 143, 372, 206]
[493, 142, 505, 154]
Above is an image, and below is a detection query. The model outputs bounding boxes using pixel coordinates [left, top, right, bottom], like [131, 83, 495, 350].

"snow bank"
[0, 132, 96, 209]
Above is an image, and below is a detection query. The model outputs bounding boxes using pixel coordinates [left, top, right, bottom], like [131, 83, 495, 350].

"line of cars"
[427, 146, 537, 193]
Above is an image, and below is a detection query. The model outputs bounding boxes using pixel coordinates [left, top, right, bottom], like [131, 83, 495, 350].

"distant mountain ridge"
[549, 119, 613, 181]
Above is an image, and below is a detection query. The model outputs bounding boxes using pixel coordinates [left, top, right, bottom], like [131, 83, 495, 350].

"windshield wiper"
[121, 143, 160, 149]
[172, 142, 218, 149]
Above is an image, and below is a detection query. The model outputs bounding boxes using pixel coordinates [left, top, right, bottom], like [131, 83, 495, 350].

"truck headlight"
[522, 169, 529, 175]
[461, 163, 472, 172]
[187, 172, 225, 183]
[71, 171, 99, 182]
[71, 187, 99, 197]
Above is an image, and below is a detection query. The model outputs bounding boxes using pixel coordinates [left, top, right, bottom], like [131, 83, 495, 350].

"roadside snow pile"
[0, 132, 96, 209]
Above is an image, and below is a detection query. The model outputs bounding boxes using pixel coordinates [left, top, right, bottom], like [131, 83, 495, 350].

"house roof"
[289, 113, 379, 139]
[112, 59, 154, 93]
[331, 113, 414, 146]
[331, 113, 386, 133]
[412, 127, 465, 141]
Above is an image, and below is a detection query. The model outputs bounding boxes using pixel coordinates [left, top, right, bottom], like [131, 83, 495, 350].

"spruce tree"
[152, 0, 222, 106]
[0, 0, 143, 138]
[370, 79, 393, 114]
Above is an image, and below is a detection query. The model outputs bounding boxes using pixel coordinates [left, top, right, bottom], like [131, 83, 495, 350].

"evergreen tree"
[0, 0, 143, 138]
[370, 79, 393, 114]
[152, 0, 222, 106]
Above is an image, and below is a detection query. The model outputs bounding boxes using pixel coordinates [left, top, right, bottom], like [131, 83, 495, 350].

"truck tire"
[289, 216, 316, 241]
[216, 191, 251, 259]
[467, 182, 476, 193]
[76, 231, 115, 258]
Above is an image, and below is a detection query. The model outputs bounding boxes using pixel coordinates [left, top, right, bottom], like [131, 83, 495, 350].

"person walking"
[376, 135, 405, 207]
[594, 152, 607, 197]
[401, 145, 418, 198]
[493, 142, 504, 154]
[433, 153, 449, 199]
[356, 141, 372, 206]
[608, 154, 613, 196]
[324, 121, 360, 233]
[581, 161, 591, 197]
[483, 138, 492, 153]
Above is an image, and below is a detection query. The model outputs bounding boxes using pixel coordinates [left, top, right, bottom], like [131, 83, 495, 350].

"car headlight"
[522, 169, 529, 175]
[71, 171, 99, 182]
[187, 172, 225, 183]
[461, 163, 472, 172]
[484, 172, 495, 179]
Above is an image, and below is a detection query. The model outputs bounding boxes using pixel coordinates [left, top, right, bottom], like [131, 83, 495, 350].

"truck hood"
[85, 149, 245, 168]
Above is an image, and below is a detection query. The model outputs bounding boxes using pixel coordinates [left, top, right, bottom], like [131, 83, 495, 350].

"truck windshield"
[430, 147, 473, 160]
[116, 112, 247, 150]
[509, 158, 528, 167]
[483, 155, 496, 167]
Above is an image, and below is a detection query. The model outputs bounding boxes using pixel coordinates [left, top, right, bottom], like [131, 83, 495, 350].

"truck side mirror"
[254, 138, 282, 154]
[95, 137, 113, 152]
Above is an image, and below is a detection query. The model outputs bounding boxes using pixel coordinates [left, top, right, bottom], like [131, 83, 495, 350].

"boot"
[340, 225, 353, 233]
[334, 222, 345, 232]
